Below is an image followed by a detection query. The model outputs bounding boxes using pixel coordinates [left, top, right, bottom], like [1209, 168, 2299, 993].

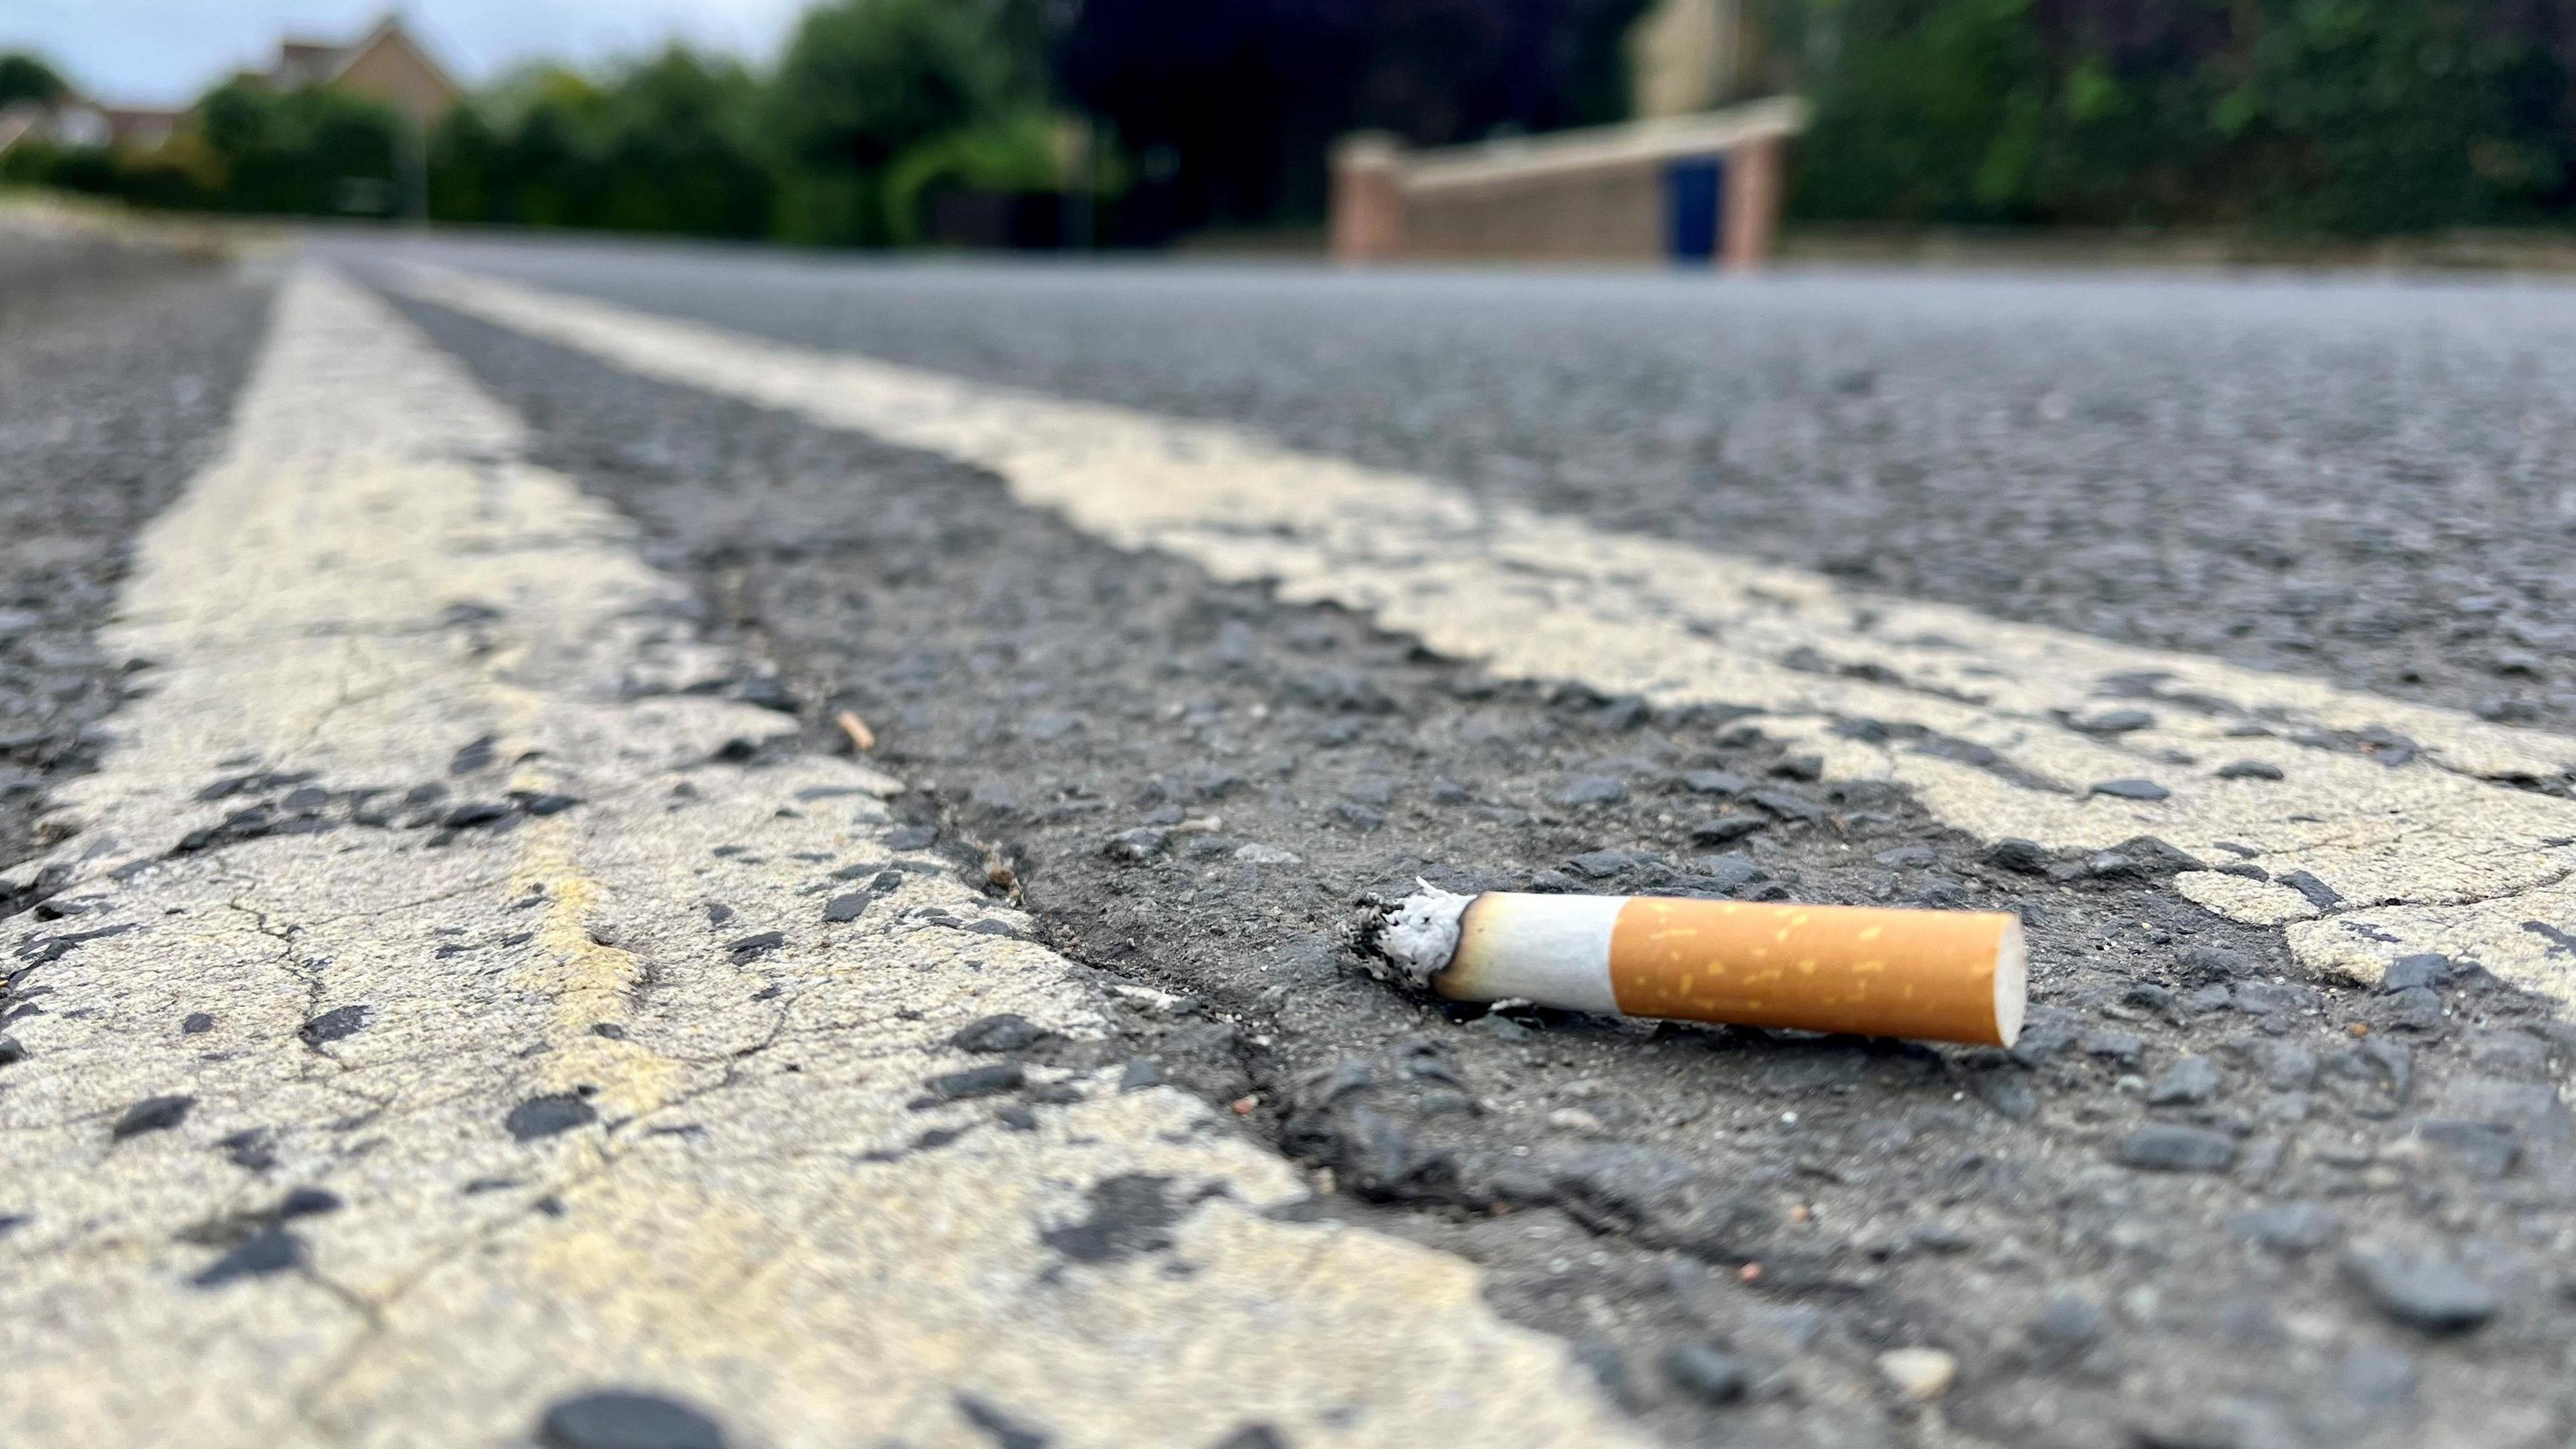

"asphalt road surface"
[6, 225, 2576, 1449]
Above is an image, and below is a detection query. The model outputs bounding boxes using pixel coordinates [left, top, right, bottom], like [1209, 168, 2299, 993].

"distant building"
[0, 13, 457, 160]
[254, 13, 461, 125]
[0, 97, 182, 155]
[1629, 0, 1766, 120]
[1328, 0, 1800, 269]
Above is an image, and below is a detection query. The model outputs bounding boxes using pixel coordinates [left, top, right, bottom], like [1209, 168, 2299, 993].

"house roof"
[266, 13, 460, 106]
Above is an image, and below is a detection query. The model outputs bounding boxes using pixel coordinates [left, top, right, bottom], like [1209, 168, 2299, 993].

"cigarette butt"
[1368, 885, 2025, 1047]
[836, 709, 876, 753]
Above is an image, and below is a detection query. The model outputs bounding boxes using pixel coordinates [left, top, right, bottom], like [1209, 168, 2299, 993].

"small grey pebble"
[2256, 1040, 2318, 1090]
[1345, 777, 1395, 808]
[537, 1389, 729, 1449]
[1690, 814, 1767, 844]
[2224, 1201, 2341, 1254]
[922, 1063, 1023, 1103]
[1329, 802, 1387, 832]
[2275, 869, 2343, 909]
[2081, 1030, 2145, 1067]
[1746, 788, 1823, 822]
[2184, 984, 2234, 1013]
[1566, 850, 1636, 880]
[1687, 853, 1765, 892]
[1986, 838, 2052, 873]
[181, 1012, 215, 1035]
[1678, 769, 1746, 796]
[2380, 984, 2445, 1032]
[1552, 775, 1627, 808]
[2088, 777, 2170, 802]
[2025, 1293, 2108, 1358]
[2121, 983, 2185, 1024]
[189, 1224, 304, 1287]
[2071, 708, 2155, 735]
[1874, 845, 1937, 869]
[2147, 1055, 2222, 1105]
[1102, 827, 1170, 861]
[2381, 954, 2451, 992]
[951, 1014, 1048, 1054]
[1663, 1343, 1750, 1404]
[2342, 1246, 2498, 1333]
[112, 1094, 195, 1140]
[2117, 1124, 2237, 1172]
[2216, 759, 2286, 781]
[2178, 945, 2253, 982]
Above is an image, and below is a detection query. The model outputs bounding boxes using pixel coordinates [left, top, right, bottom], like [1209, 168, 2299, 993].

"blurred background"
[5, 0, 2575, 258]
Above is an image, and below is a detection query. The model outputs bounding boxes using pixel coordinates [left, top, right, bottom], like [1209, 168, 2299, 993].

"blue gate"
[1664, 155, 1725, 263]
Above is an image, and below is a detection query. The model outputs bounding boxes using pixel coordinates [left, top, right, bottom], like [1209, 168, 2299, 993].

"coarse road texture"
[0, 228, 266, 873]
[0, 270, 1640, 1448]
[362, 241, 2576, 736]
[3, 233, 2574, 1449]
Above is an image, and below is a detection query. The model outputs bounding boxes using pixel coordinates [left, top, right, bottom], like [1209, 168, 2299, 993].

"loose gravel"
[395, 285, 2576, 1449]
[383, 241, 2576, 736]
[0, 233, 271, 894]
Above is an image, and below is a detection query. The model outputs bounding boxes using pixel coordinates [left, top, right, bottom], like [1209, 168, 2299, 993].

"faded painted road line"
[0, 268, 1644, 1449]
[398, 266, 2576, 1003]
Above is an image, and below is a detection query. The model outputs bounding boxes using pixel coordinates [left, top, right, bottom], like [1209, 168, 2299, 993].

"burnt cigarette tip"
[1364, 880, 1473, 988]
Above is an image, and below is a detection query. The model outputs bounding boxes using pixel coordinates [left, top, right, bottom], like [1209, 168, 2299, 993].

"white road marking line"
[0, 268, 1647, 1448]
[400, 266, 2576, 1003]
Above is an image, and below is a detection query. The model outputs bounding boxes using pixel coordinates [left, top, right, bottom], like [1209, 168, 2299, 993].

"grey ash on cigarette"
[1357, 881, 1473, 988]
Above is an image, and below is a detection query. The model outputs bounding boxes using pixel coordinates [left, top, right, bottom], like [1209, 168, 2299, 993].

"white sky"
[2, 1, 812, 107]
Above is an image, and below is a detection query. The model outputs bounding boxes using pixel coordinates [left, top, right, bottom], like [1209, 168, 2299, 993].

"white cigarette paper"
[1372, 885, 2025, 1047]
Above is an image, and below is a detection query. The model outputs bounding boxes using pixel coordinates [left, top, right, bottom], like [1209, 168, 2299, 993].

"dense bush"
[431, 50, 774, 236]
[1784, 0, 2576, 232]
[194, 80, 403, 216]
[0, 52, 68, 109]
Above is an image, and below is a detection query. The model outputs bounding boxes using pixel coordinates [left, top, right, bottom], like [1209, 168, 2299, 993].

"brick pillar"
[1720, 133, 1785, 272]
[1331, 133, 1407, 265]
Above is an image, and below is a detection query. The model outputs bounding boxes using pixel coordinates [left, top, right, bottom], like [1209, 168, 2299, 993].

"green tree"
[0, 52, 68, 109]
[767, 0, 1041, 242]
[882, 109, 1066, 243]
[2218, 0, 2568, 231]
[1780, 0, 2576, 233]
[431, 52, 773, 236]
[592, 48, 772, 235]
[196, 80, 400, 216]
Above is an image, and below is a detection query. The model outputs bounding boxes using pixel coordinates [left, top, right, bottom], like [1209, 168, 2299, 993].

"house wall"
[334, 38, 458, 123]
[1398, 162, 1668, 264]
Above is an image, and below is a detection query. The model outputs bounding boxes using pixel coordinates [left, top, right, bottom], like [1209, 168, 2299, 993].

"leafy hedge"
[1785, 0, 2576, 233]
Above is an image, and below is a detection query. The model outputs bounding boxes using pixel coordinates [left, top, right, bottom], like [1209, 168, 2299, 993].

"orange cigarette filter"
[1372, 888, 2025, 1047]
